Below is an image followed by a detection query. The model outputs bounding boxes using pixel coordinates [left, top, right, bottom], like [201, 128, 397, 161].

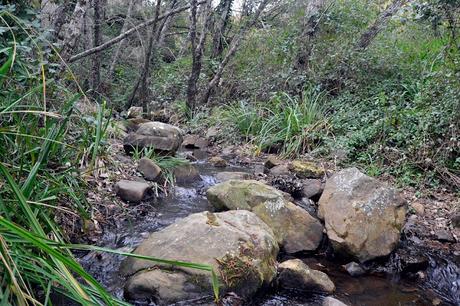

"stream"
[79, 157, 459, 306]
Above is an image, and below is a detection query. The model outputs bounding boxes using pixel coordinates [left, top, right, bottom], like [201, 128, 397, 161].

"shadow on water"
[78, 161, 459, 306]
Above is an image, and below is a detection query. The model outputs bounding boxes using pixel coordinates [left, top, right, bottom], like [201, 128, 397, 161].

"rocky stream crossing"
[77, 116, 459, 306]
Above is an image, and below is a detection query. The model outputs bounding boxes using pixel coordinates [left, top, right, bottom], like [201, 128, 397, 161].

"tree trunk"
[60, 0, 89, 62]
[68, 1, 206, 63]
[126, 0, 162, 111]
[354, 0, 408, 51]
[295, 0, 330, 71]
[200, 0, 270, 105]
[211, 0, 233, 59]
[186, 0, 213, 114]
[107, 0, 136, 81]
[92, 0, 102, 96]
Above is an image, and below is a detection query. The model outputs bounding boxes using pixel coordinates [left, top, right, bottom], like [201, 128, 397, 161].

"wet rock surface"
[319, 167, 407, 262]
[120, 210, 279, 304]
[277, 259, 335, 293]
[207, 180, 324, 253]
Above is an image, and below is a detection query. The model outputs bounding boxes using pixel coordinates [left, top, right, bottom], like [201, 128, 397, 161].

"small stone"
[264, 156, 282, 169]
[435, 229, 455, 243]
[432, 298, 441, 305]
[182, 134, 208, 149]
[301, 179, 324, 199]
[215, 172, 252, 182]
[289, 160, 325, 178]
[137, 157, 161, 181]
[173, 164, 201, 184]
[209, 156, 227, 168]
[127, 106, 143, 119]
[343, 262, 365, 277]
[411, 202, 425, 215]
[278, 259, 335, 293]
[323, 297, 348, 306]
[269, 164, 290, 176]
[115, 180, 151, 203]
[451, 212, 460, 228]
[205, 126, 219, 139]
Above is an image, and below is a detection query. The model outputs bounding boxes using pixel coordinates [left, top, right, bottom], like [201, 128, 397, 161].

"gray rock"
[215, 172, 252, 182]
[301, 179, 324, 199]
[435, 229, 455, 243]
[127, 106, 143, 119]
[264, 156, 282, 169]
[182, 134, 209, 149]
[323, 297, 348, 306]
[173, 164, 201, 184]
[207, 180, 323, 253]
[269, 164, 291, 176]
[205, 126, 219, 139]
[318, 168, 407, 262]
[277, 259, 335, 293]
[115, 180, 151, 203]
[343, 262, 365, 277]
[451, 211, 460, 228]
[124, 121, 183, 154]
[120, 210, 279, 304]
[137, 158, 161, 181]
[209, 156, 227, 168]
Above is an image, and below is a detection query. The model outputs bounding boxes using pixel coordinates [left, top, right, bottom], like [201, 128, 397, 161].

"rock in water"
[209, 156, 228, 168]
[123, 121, 183, 154]
[277, 259, 335, 293]
[343, 262, 365, 277]
[182, 134, 209, 149]
[173, 164, 201, 184]
[120, 210, 279, 305]
[323, 297, 348, 306]
[207, 180, 323, 253]
[115, 180, 151, 203]
[318, 168, 407, 262]
[137, 157, 161, 181]
[215, 172, 252, 182]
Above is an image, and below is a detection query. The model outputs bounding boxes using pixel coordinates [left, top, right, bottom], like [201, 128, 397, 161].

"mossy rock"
[289, 160, 325, 179]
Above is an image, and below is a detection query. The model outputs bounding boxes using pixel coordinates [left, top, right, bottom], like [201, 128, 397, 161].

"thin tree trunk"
[126, 0, 162, 110]
[295, 0, 330, 71]
[200, 0, 270, 105]
[211, 0, 233, 59]
[60, 0, 89, 62]
[324, 0, 408, 91]
[68, 1, 206, 63]
[92, 0, 102, 96]
[186, 0, 213, 114]
[108, 0, 136, 81]
[354, 0, 407, 50]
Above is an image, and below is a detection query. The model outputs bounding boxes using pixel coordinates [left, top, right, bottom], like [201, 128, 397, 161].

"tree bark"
[60, 0, 89, 62]
[186, 0, 213, 114]
[126, 0, 163, 110]
[295, 0, 330, 71]
[211, 0, 233, 59]
[92, 0, 102, 96]
[68, 1, 206, 63]
[354, 0, 408, 51]
[107, 0, 136, 81]
[200, 0, 271, 105]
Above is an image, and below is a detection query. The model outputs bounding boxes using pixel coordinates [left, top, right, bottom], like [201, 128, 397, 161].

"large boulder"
[120, 210, 279, 304]
[277, 259, 335, 293]
[124, 121, 183, 154]
[207, 180, 323, 253]
[318, 168, 407, 262]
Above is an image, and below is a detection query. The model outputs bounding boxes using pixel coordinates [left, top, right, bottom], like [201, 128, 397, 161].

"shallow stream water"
[79, 160, 459, 306]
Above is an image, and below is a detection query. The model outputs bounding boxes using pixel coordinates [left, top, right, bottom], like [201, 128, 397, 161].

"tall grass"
[222, 88, 329, 157]
[0, 8, 220, 305]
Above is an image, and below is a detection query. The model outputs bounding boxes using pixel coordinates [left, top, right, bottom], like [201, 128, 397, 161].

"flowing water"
[79, 159, 459, 306]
